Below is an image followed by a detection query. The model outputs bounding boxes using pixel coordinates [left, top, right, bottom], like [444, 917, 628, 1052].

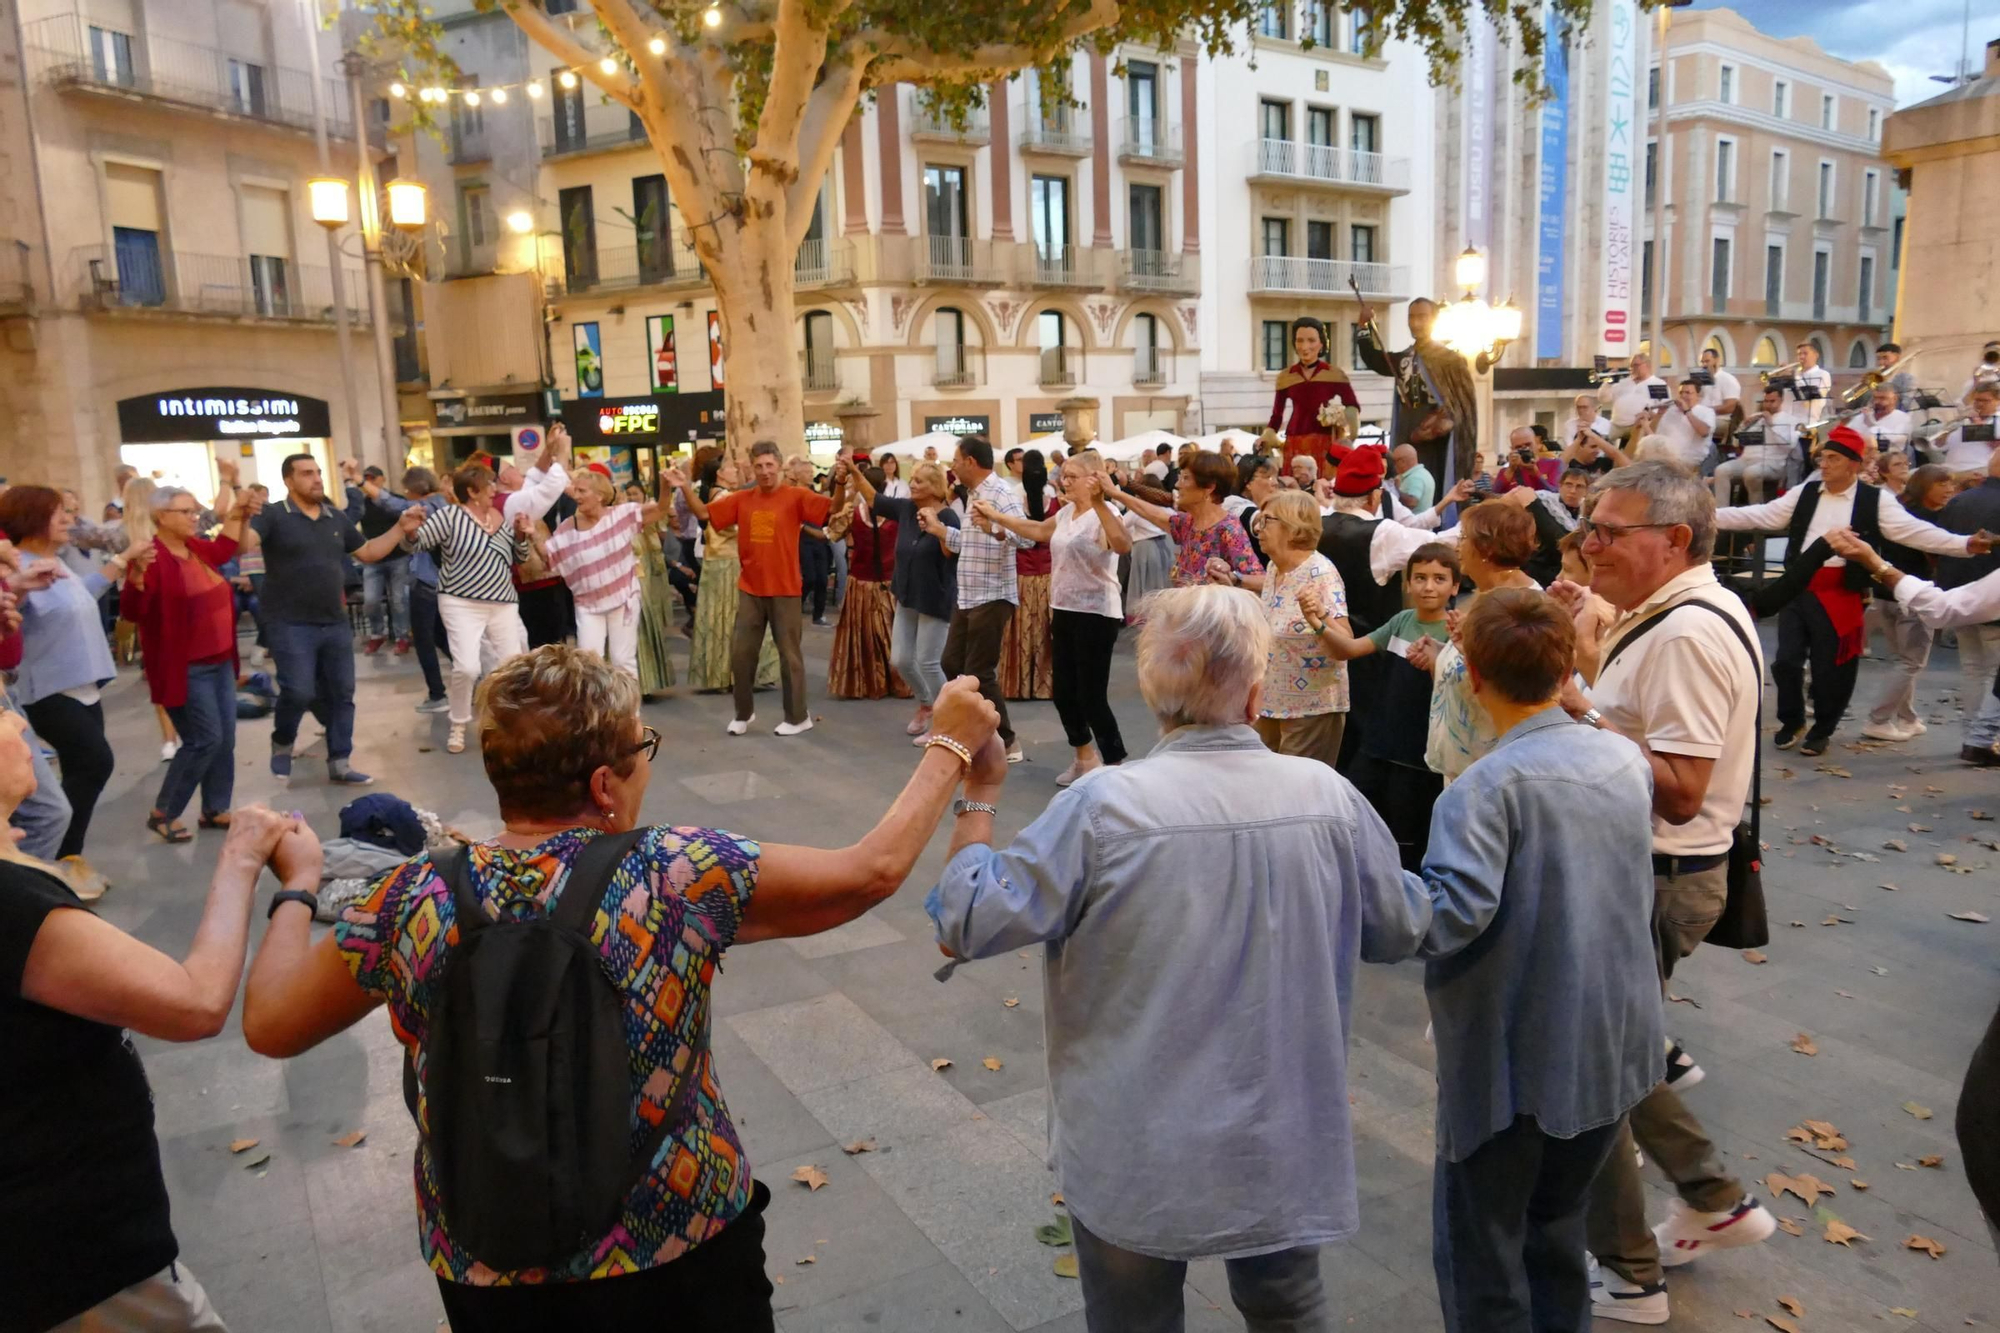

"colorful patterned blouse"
[335, 826, 760, 1285]
[1259, 552, 1350, 719]
[1167, 510, 1263, 588]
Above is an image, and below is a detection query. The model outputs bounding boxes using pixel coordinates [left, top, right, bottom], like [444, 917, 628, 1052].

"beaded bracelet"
[922, 734, 972, 769]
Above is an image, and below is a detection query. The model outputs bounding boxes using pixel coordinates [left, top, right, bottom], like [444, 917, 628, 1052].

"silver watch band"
[954, 800, 998, 818]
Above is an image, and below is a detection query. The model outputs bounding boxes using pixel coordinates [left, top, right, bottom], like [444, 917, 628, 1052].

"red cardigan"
[118, 535, 240, 707]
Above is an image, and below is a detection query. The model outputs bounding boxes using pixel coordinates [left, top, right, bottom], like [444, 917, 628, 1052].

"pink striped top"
[544, 503, 645, 614]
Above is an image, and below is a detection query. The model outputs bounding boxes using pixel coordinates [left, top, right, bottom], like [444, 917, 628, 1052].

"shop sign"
[600, 401, 662, 436]
[119, 388, 331, 443]
[924, 414, 991, 437]
[1028, 412, 1065, 435]
[804, 421, 844, 444]
[433, 391, 544, 428]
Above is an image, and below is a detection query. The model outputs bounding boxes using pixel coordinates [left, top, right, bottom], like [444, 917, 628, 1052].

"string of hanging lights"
[386, 4, 723, 107]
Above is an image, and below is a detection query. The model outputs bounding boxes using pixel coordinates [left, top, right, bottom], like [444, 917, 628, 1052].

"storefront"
[560, 390, 723, 493]
[116, 387, 333, 494]
[429, 387, 554, 471]
[924, 413, 992, 438]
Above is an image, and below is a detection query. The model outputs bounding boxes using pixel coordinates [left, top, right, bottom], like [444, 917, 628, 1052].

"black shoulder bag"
[1601, 599, 1769, 951]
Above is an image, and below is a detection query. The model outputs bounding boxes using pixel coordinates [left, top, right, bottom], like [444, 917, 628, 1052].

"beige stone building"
[0, 0, 401, 503]
[1645, 6, 1896, 382]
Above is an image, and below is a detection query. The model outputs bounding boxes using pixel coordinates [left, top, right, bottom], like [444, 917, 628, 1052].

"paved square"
[76, 623, 1998, 1330]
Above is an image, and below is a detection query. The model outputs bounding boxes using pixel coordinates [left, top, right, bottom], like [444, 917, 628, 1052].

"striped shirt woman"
[538, 470, 666, 679]
[405, 464, 531, 752]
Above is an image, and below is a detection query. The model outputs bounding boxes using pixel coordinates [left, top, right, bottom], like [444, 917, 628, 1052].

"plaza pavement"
[77, 616, 1999, 1332]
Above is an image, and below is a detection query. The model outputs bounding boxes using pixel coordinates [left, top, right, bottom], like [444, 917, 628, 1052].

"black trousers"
[22, 694, 114, 861]
[941, 601, 1015, 747]
[1773, 594, 1858, 736]
[1336, 651, 1386, 776]
[1051, 610, 1126, 764]
[437, 1181, 775, 1331]
[1355, 755, 1445, 873]
[800, 537, 832, 620]
[517, 581, 574, 649]
[1434, 1117, 1622, 1333]
[1959, 999, 2000, 1243]
[410, 581, 447, 700]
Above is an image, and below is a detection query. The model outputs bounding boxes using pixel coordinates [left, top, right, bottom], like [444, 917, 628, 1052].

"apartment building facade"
[0, 0, 396, 500]
[1197, 1, 1434, 433]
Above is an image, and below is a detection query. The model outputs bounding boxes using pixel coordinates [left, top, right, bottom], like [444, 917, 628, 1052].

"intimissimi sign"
[118, 387, 332, 443]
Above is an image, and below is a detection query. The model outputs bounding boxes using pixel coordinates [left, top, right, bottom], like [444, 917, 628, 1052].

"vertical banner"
[1598, 0, 1641, 356]
[1535, 6, 1571, 361]
[573, 322, 603, 398]
[1461, 17, 1499, 257]
[647, 314, 679, 394]
[707, 310, 725, 388]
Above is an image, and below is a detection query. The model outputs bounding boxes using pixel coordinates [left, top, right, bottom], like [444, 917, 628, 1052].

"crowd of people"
[5, 332, 2000, 1333]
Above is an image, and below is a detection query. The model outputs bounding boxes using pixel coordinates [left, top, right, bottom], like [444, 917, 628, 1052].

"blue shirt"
[926, 724, 1416, 1261]
[14, 567, 115, 705]
[1366, 707, 1665, 1161]
[351, 488, 447, 586]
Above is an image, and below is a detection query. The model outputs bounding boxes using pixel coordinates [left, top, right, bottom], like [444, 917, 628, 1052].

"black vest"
[1786, 480, 1881, 592]
[1318, 508, 1404, 636]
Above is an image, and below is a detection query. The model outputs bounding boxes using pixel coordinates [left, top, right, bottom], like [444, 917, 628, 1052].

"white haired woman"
[926, 585, 1417, 1333]
[242, 646, 1000, 1329]
[532, 468, 669, 683]
[1254, 490, 1350, 769]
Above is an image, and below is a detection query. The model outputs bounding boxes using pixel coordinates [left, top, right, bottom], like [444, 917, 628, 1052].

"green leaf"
[1053, 1252, 1080, 1279]
[1034, 1213, 1074, 1247]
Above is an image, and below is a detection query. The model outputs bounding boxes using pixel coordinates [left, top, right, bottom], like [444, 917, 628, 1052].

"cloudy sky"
[1690, 0, 1986, 106]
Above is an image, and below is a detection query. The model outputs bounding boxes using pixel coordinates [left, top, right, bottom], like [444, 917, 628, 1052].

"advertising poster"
[647, 314, 678, 394]
[1536, 4, 1571, 361]
[707, 310, 725, 388]
[573, 322, 603, 398]
[1598, 0, 1641, 355]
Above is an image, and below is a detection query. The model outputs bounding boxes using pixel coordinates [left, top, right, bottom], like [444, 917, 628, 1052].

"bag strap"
[552, 828, 650, 935]
[431, 843, 488, 938]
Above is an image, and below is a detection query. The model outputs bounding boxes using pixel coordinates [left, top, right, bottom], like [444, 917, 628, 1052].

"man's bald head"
[1391, 444, 1418, 474]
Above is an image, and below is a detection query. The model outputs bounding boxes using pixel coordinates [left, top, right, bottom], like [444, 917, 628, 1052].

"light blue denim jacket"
[1365, 707, 1666, 1162]
[926, 723, 1421, 1261]
[351, 487, 448, 586]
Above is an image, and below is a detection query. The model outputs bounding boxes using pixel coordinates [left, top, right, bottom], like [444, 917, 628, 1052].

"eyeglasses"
[162, 506, 202, 517]
[1580, 519, 1682, 546]
[629, 725, 661, 763]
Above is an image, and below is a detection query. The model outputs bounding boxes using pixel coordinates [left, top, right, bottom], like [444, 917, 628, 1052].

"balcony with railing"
[25, 14, 358, 140]
[1019, 112, 1090, 156]
[1247, 255, 1407, 298]
[1023, 243, 1099, 288]
[73, 245, 366, 324]
[793, 239, 856, 288]
[914, 236, 1007, 286]
[1247, 139, 1412, 194]
[910, 102, 991, 144]
[1117, 249, 1197, 296]
[547, 234, 706, 297]
[800, 347, 838, 393]
[932, 344, 986, 388]
[1038, 346, 1080, 388]
[539, 104, 649, 159]
[1133, 347, 1166, 386]
[1118, 121, 1183, 168]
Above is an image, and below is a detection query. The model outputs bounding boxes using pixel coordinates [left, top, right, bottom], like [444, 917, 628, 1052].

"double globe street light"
[1433, 246, 1523, 456]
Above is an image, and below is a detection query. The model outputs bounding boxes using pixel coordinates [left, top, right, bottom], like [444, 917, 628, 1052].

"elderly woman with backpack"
[241, 644, 1000, 1329]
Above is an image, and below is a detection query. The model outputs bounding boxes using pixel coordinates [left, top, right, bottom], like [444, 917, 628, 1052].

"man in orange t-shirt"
[668, 440, 836, 735]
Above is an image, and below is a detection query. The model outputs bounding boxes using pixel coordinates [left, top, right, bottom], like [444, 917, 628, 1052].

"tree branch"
[584, 0, 674, 103]
[850, 0, 1122, 85]
[501, 0, 637, 106]
[748, 0, 842, 211]
[785, 54, 865, 249]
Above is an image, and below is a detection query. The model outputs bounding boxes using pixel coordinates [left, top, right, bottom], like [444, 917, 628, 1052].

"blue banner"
[1536, 7, 1570, 362]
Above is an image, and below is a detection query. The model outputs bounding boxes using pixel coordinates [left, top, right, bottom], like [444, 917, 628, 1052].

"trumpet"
[1760, 361, 1802, 390]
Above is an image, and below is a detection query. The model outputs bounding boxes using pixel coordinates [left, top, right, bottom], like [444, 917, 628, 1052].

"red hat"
[1332, 445, 1389, 496]
[585, 461, 614, 480]
[1821, 425, 1867, 462]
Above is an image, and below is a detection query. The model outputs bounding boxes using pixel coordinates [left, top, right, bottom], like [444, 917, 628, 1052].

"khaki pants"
[1254, 712, 1347, 770]
[50, 1263, 227, 1332]
[732, 593, 807, 725]
[1586, 862, 1743, 1287]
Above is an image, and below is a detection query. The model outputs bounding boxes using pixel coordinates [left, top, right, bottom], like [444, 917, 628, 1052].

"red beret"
[1332, 445, 1389, 496]
[1821, 425, 1866, 462]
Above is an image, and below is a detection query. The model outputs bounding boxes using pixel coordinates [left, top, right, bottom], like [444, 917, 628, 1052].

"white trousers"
[438, 593, 530, 724]
[576, 596, 641, 680]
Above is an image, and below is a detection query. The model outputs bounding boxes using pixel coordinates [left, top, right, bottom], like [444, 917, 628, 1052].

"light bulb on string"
[598, 56, 619, 75]
[489, 86, 507, 104]
[388, 81, 406, 98]
[463, 89, 480, 107]
[703, 5, 722, 28]
[648, 36, 666, 55]
[526, 80, 545, 98]
[558, 70, 579, 89]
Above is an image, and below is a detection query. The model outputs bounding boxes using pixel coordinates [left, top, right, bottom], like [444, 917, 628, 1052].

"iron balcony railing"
[1118, 121, 1183, 167]
[25, 15, 355, 138]
[448, 123, 491, 165]
[800, 348, 838, 392]
[1019, 114, 1090, 155]
[793, 239, 855, 287]
[1133, 347, 1166, 386]
[1118, 249, 1197, 295]
[916, 236, 1007, 285]
[1039, 346, 1079, 388]
[550, 236, 706, 296]
[1247, 255, 1406, 298]
[1024, 243, 1099, 288]
[75, 245, 366, 323]
[1250, 139, 1411, 191]
[910, 102, 991, 143]
[932, 344, 985, 388]
[540, 116, 648, 158]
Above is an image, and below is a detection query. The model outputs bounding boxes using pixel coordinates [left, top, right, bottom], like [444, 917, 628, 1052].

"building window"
[105, 162, 164, 306]
[460, 183, 492, 248]
[1752, 336, 1780, 367]
[1039, 309, 1074, 385]
[228, 59, 267, 117]
[1126, 60, 1160, 145]
[935, 307, 969, 383]
[1812, 249, 1830, 320]
[89, 26, 134, 86]
[1306, 220, 1333, 261]
[1891, 216, 1904, 267]
[1862, 169, 1878, 226]
[559, 185, 597, 285]
[1715, 138, 1734, 202]
[633, 174, 672, 280]
[1858, 255, 1874, 324]
[1765, 244, 1783, 316]
[1350, 322, 1366, 368]
[1644, 140, 1656, 211]
[543, 0, 578, 12]
[1260, 99, 1290, 142]
[1257, 2, 1290, 39]
[803, 311, 835, 390]
[1350, 223, 1377, 264]
[1306, 106, 1334, 147]
[1718, 64, 1734, 104]
[1817, 161, 1834, 219]
[1030, 174, 1071, 262]
[241, 183, 292, 316]
[1769, 150, 1788, 210]
[1134, 313, 1163, 383]
[551, 65, 585, 151]
[1350, 112, 1379, 154]
[1867, 107, 1880, 139]
[1262, 320, 1288, 371]
[1262, 217, 1291, 257]
[1848, 338, 1869, 368]
[1773, 79, 1789, 117]
[1710, 237, 1731, 313]
[1820, 93, 1836, 131]
[1348, 12, 1372, 54]
[1641, 239, 1653, 319]
[1308, 1, 1334, 47]
[1129, 182, 1164, 257]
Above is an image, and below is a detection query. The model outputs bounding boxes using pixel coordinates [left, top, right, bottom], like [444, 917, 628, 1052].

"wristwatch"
[1579, 707, 1606, 730]
[267, 888, 320, 920]
[953, 799, 998, 819]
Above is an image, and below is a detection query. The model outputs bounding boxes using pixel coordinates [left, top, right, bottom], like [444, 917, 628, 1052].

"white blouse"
[1050, 504, 1124, 620]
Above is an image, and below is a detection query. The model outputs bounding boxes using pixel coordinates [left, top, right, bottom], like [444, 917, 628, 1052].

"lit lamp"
[505, 210, 535, 235]
[1435, 246, 1519, 374]
[307, 177, 351, 229]
[385, 178, 428, 229]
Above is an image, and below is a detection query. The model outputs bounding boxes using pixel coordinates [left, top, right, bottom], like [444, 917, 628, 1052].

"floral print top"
[1260, 552, 1350, 719]
[1168, 510, 1264, 588]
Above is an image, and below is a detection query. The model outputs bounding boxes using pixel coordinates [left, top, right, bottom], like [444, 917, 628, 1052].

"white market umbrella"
[1191, 428, 1260, 454]
[870, 430, 963, 461]
[1099, 427, 1186, 464]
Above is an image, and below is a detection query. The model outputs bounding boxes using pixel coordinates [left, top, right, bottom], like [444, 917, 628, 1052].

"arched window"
[1637, 338, 1674, 369]
[934, 306, 971, 385]
[1751, 336, 1780, 367]
[1809, 334, 1831, 364]
[1703, 334, 1728, 361]
[1847, 338, 1870, 368]
[802, 311, 834, 390]
[1133, 313, 1163, 384]
[1039, 310, 1076, 386]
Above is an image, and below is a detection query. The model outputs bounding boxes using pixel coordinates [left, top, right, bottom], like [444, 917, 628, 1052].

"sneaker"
[1589, 1268, 1669, 1324]
[1055, 760, 1100, 788]
[1862, 719, 1915, 742]
[363, 636, 386, 655]
[270, 747, 292, 782]
[1906, 718, 1927, 735]
[1799, 732, 1832, 757]
[1773, 724, 1803, 750]
[1664, 1041, 1705, 1090]
[1960, 744, 2000, 768]
[905, 709, 932, 737]
[446, 724, 466, 755]
[160, 739, 179, 763]
[415, 695, 450, 714]
[1005, 744, 1026, 765]
[57, 855, 109, 903]
[1654, 1196, 1777, 1269]
[327, 763, 375, 786]
[727, 715, 755, 736]
[775, 718, 814, 736]
[394, 637, 412, 656]
[811, 617, 830, 628]
[912, 731, 934, 748]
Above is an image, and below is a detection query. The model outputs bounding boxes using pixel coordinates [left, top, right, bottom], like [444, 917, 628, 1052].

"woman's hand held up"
[929, 677, 999, 754]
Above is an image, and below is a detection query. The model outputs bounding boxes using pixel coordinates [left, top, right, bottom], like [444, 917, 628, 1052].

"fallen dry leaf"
[1002, 997, 1020, 1008]
[1785, 1126, 1812, 1144]
[1766, 1172, 1835, 1206]
[1778, 1296, 1804, 1317]
[1936, 853, 1959, 866]
[1789, 920, 1806, 928]
[1766, 1318, 1800, 1333]
[228, 1138, 260, 1154]
[1776, 1217, 1804, 1236]
[332, 1130, 367, 1149]
[1908, 823, 1932, 833]
[1883, 839, 1908, 852]
[1894, 1162, 1918, 1171]
[1904, 1234, 1946, 1259]
[1888, 1308, 1918, 1319]
[982, 1057, 1003, 1071]
[1051, 1191, 1064, 1206]
[1743, 949, 1769, 964]
[1822, 1218, 1868, 1246]
[243, 1153, 271, 1171]
[841, 1139, 877, 1155]
[1880, 883, 1900, 891]
[1902, 1101, 1933, 1120]
[1947, 910, 1990, 923]
[773, 1275, 784, 1285]
[1831, 1156, 1856, 1171]
[1053, 1253, 1079, 1279]
[1851, 1179, 1870, 1190]
[1791, 1033, 1819, 1056]
[1871, 965, 1889, 976]
[791, 1165, 830, 1191]
[1819, 764, 1853, 778]
[1971, 809, 1993, 821]
[795, 1254, 817, 1265]
[1836, 990, 1855, 998]
[1917, 1154, 1944, 1169]
[930, 1058, 953, 1072]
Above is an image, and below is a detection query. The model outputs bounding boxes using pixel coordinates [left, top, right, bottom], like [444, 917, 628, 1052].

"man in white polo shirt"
[1695, 347, 1742, 423]
[1937, 384, 2000, 478]
[1843, 383, 1912, 461]
[1640, 380, 1718, 472]
[1601, 353, 1670, 445]
[1550, 462, 1775, 1325]
[1786, 341, 1834, 424]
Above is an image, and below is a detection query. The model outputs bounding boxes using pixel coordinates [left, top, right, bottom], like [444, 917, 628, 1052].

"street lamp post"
[297, 0, 364, 471]
[1434, 247, 1523, 458]
[344, 57, 421, 471]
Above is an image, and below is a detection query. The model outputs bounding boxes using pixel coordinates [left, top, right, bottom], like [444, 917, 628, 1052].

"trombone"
[1833, 346, 1927, 413]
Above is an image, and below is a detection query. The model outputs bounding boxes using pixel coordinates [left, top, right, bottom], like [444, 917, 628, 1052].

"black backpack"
[406, 829, 695, 1272]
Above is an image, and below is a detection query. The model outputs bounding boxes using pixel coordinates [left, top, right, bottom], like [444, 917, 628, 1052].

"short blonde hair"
[579, 470, 615, 504]
[1136, 585, 1272, 729]
[909, 460, 948, 498]
[476, 644, 644, 821]
[1259, 490, 1321, 552]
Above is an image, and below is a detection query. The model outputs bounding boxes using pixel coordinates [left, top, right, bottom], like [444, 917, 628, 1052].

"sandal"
[198, 812, 231, 831]
[145, 813, 193, 844]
